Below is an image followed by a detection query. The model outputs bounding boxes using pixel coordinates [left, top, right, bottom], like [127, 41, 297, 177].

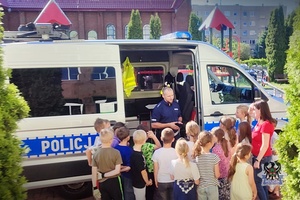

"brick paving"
[27, 187, 93, 200]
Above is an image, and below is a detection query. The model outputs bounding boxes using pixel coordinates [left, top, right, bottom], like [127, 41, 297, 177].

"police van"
[1, 32, 287, 198]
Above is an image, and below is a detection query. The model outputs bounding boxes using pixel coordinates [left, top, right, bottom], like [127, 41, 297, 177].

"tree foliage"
[150, 13, 162, 39]
[265, 6, 287, 81]
[10, 69, 65, 117]
[241, 58, 268, 67]
[0, 12, 30, 199]
[188, 12, 203, 41]
[256, 29, 267, 58]
[285, 10, 296, 48]
[127, 9, 143, 39]
[276, 6, 300, 200]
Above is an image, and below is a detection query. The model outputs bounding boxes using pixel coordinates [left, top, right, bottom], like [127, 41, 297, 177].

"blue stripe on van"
[22, 133, 98, 158]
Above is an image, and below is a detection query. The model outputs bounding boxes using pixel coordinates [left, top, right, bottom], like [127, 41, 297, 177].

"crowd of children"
[88, 100, 281, 200]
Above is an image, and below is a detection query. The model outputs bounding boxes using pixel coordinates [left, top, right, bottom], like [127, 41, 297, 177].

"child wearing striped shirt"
[193, 131, 220, 200]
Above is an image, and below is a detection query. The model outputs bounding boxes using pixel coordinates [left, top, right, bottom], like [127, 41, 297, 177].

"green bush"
[276, 6, 300, 200]
[0, 12, 30, 199]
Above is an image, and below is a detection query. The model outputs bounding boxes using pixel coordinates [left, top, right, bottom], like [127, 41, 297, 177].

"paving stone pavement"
[27, 187, 94, 200]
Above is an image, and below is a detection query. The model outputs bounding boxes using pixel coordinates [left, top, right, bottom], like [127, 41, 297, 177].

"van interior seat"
[179, 75, 194, 124]
[175, 72, 184, 99]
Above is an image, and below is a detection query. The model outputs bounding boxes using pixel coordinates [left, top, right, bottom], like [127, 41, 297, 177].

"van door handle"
[210, 111, 224, 116]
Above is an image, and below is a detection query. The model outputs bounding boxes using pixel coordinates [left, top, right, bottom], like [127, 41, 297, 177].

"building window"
[243, 11, 247, 17]
[249, 30, 256, 36]
[242, 30, 247, 36]
[205, 29, 210, 36]
[250, 40, 256, 45]
[70, 31, 78, 40]
[233, 21, 237, 25]
[106, 24, 116, 39]
[62, 67, 81, 80]
[250, 11, 255, 17]
[124, 24, 128, 39]
[91, 67, 116, 80]
[143, 24, 150, 39]
[233, 30, 237, 35]
[242, 40, 247, 43]
[204, 11, 210, 16]
[224, 11, 230, 17]
[249, 21, 256, 26]
[233, 11, 238, 16]
[88, 30, 97, 40]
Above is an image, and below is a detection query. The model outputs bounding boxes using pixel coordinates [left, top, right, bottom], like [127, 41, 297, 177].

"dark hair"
[193, 131, 213, 157]
[161, 128, 174, 144]
[212, 127, 229, 157]
[136, 124, 150, 132]
[113, 122, 126, 131]
[254, 100, 276, 124]
[116, 126, 130, 141]
[228, 143, 252, 181]
[220, 116, 237, 148]
[238, 122, 252, 143]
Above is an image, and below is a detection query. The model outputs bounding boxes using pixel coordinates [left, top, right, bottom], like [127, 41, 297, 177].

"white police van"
[1, 32, 287, 198]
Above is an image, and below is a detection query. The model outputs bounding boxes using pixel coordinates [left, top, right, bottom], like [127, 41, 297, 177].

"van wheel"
[57, 181, 92, 199]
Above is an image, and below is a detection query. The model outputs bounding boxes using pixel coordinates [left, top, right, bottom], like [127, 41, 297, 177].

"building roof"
[1, 0, 186, 11]
[34, 0, 72, 25]
[199, 6, 234, 31]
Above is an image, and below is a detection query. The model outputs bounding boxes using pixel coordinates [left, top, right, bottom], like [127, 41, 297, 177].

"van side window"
[207, 65, 254, 104]
[62, 67, 80, 80]
[134, 66, 164, 91]
[10, 67, 117, 117]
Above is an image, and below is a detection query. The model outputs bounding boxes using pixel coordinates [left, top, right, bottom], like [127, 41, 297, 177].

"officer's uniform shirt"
[151, 100, 181, 125]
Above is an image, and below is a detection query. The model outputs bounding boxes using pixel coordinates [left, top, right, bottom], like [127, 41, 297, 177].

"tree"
[188, 12, 203, 41]
[265, 6, 286, 81]
[276, 6, 300, 200]
[285, 10, 296, 48]
[0, 12, 30, 199]
[10, 68, 65, 117]
[256, 29, 267, 58]
[127, 9, 143, 39]
[150, 13, 162, 39]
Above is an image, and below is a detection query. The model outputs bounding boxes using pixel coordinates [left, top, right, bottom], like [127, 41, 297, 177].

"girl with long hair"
[251, 100, 276, 200]
[194, 131, 220, 200]
[238, 121, 252, 144]
[236, 104, 252, 124]
[211, 127, 231, 200]
[228, 143, 257, 200]
[171, 139, 200, 200]
[220, 116, 238, 156]
[185, 121, 200, 160]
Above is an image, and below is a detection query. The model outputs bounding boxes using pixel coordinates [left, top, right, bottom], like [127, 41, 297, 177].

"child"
[91, 128, 123, 200]
[220, 116, 238, 157]
[136, 124, 161, 200]
[228, 143, 257, 200]
[111, 122, 126, 147]
[268, 119, 281, 198]
[86, 118, 110, 166]
[114, 127, 135, 200]
[211, 127, 231, 200]
[194, 131, 220, 200]
[238, 121, 252, 144]
[236, 104, 252, 124]
[185, 121, 200, 161]
[171, 138, 200, 200]
[130, 130, 153, 200]
[152, 128, 178, 200]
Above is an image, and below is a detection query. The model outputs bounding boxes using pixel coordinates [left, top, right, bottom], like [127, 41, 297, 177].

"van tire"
[57, 181, 92, 199]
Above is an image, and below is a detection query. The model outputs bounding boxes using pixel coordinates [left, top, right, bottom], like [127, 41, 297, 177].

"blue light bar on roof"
[160, 31, 192, 40]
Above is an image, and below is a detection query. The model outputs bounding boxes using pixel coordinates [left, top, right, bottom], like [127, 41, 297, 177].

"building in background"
[0, 0, 191, 40]
[193, 4, 286, 50]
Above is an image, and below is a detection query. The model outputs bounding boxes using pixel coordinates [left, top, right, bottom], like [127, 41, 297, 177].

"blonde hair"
[236, 105, 252, 124]
[185, 121, 200, 143]
[133, 130, 147, 144]
[193, 131, 213, 157]
[175, 138, 190, 167]
[100, 128, 114, 144]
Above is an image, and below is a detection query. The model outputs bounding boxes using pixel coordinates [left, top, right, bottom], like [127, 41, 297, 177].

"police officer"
[151, 87, 183, 145]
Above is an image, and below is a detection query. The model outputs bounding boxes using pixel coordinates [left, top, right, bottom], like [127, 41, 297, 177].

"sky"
[192, 0, 300, 14]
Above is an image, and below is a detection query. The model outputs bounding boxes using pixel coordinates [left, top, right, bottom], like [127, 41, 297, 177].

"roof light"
[160, 31, 192, 40]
